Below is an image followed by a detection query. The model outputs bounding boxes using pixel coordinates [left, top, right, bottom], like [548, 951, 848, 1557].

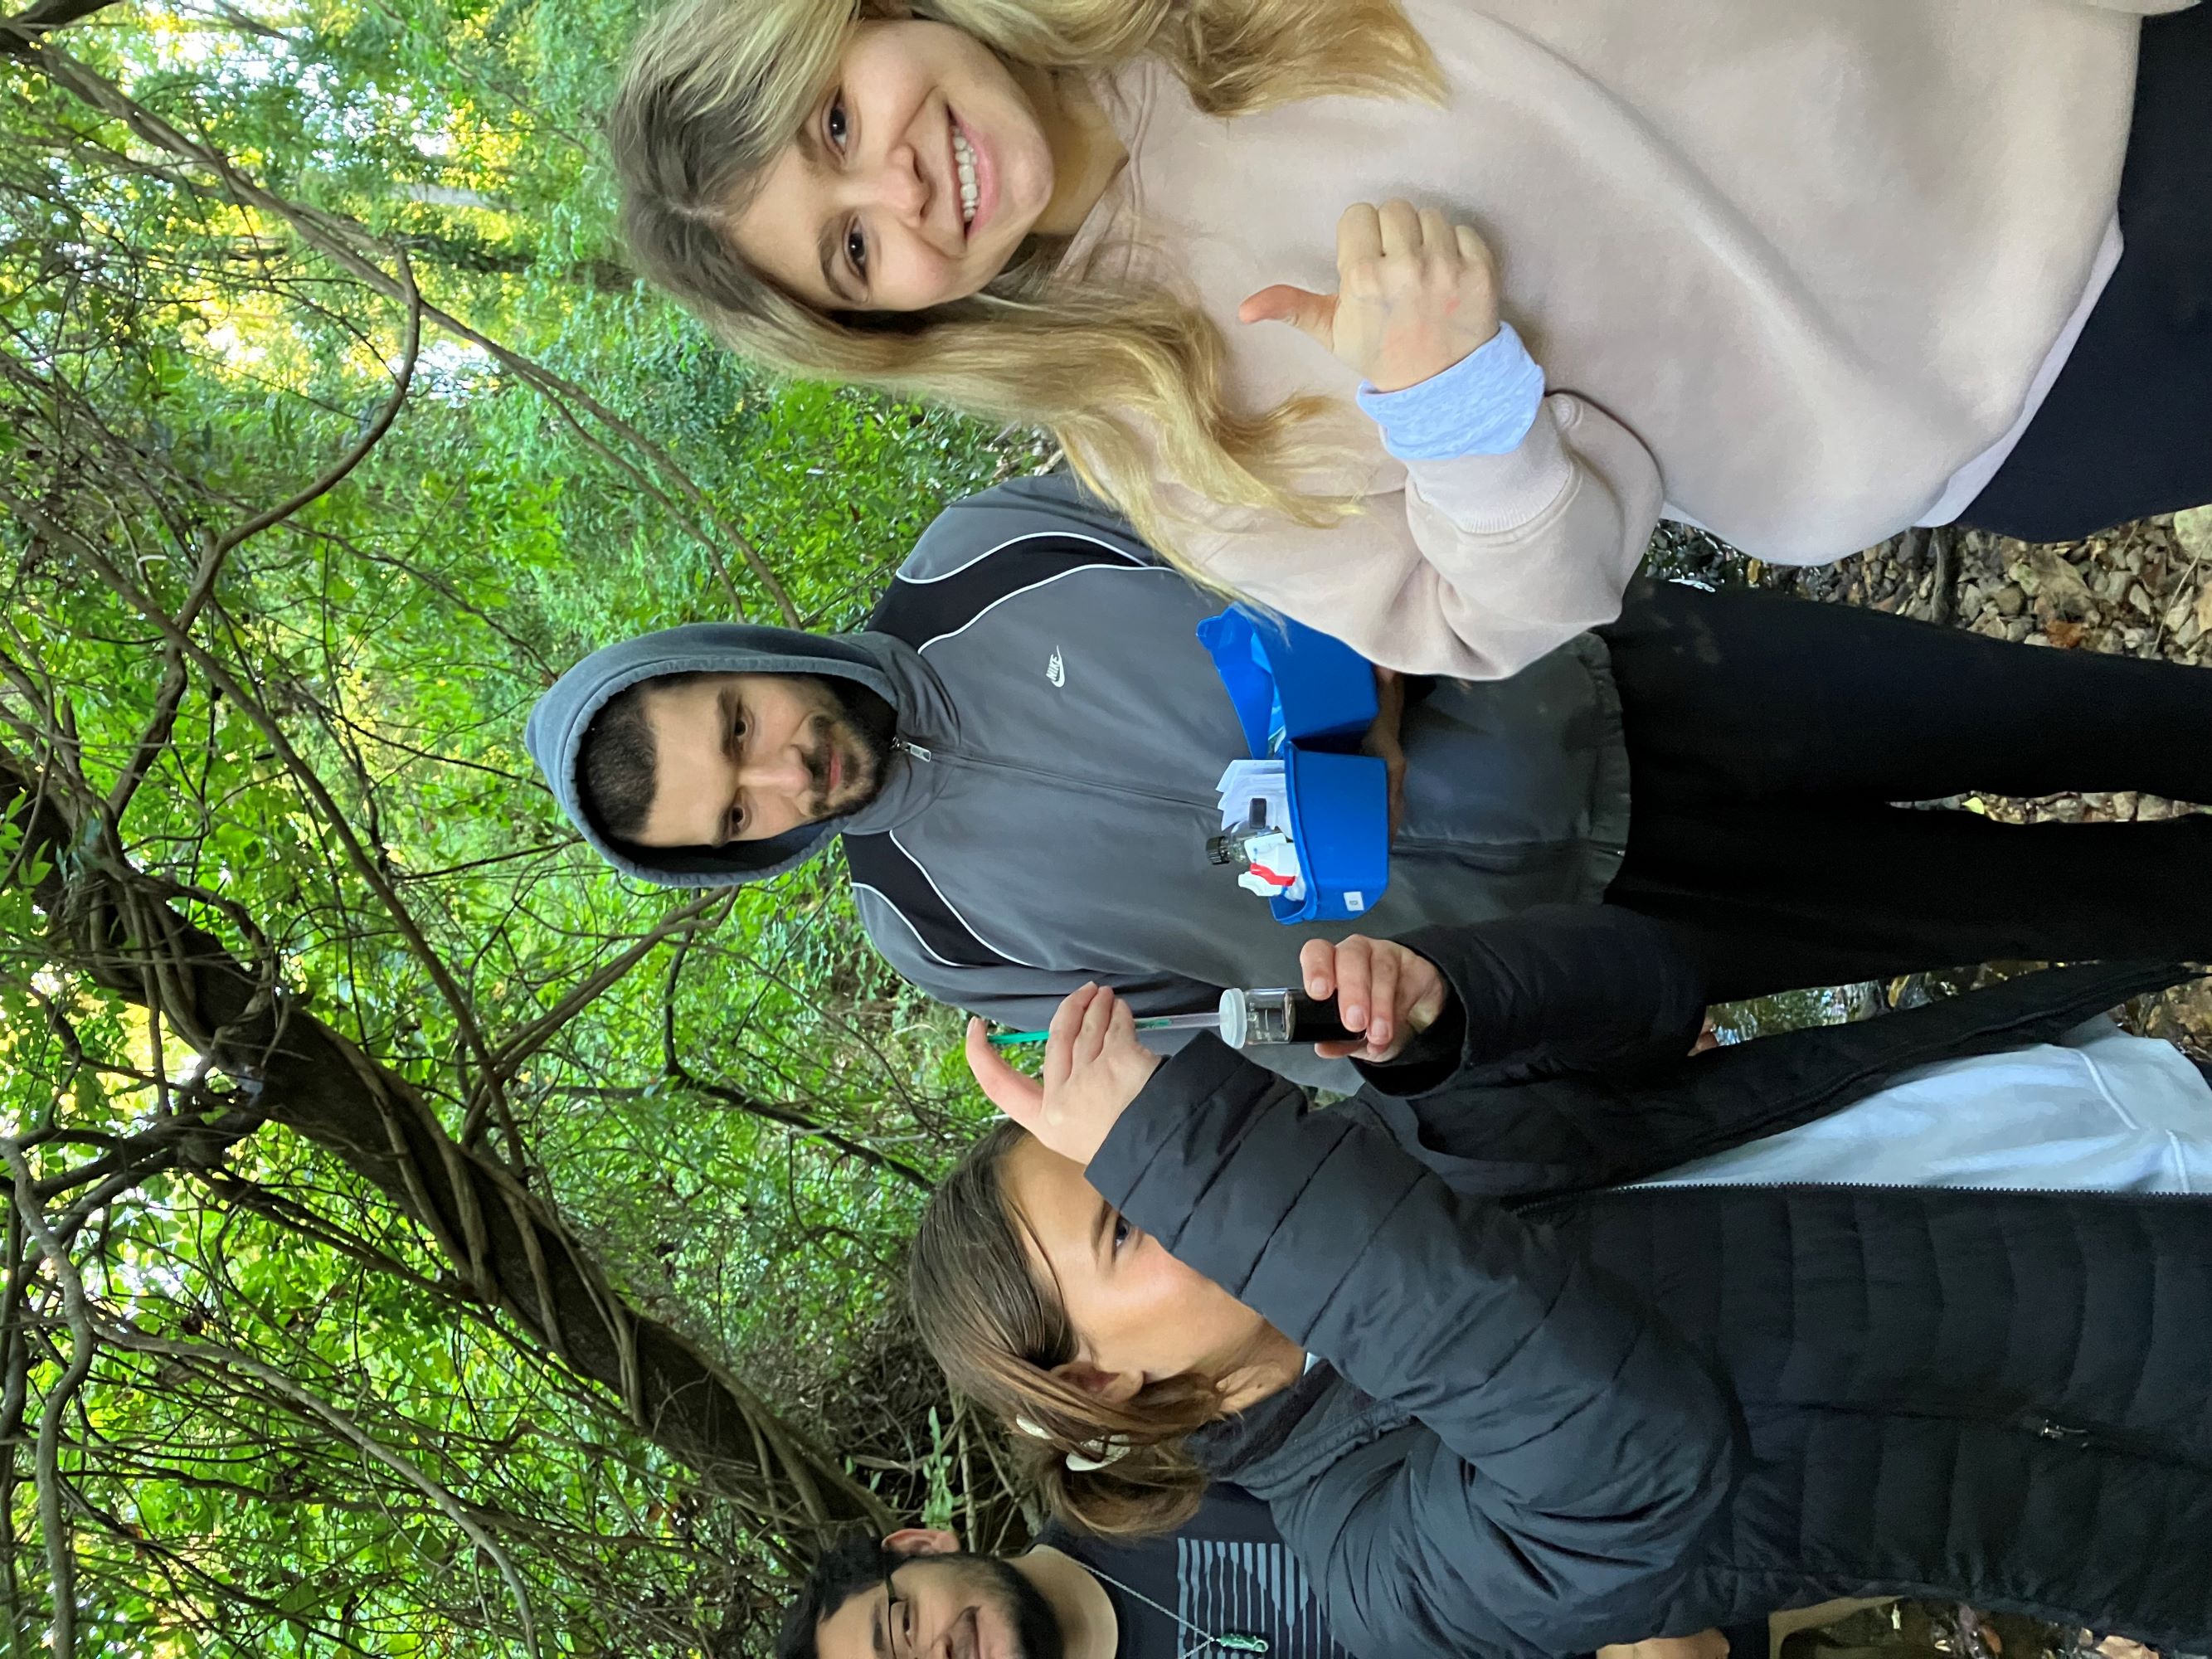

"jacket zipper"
[897, 742, 1579, 872]
[894, 734, 1217, 812]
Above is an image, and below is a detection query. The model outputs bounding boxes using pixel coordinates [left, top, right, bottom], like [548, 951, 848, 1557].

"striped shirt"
[1042, 1487, 1349, 1659]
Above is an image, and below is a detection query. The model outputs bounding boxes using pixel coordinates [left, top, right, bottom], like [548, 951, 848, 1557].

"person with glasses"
[776, 1488, 1360, 1659]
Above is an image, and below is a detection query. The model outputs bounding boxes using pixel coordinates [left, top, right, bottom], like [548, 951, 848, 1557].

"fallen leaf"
[2176, 504, 2212, 562]
[2021, 549, 2094, 620]
[2044, 618, 2088, 649]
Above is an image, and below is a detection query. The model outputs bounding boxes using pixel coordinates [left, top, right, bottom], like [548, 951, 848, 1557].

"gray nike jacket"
[524, 472, 1631, 1082]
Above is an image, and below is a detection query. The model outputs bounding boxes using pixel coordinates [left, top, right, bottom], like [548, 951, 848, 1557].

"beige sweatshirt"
[1080, 0, 2186, 679]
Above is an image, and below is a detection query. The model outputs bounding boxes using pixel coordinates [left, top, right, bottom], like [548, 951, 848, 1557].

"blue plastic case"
[1197, 608, 1391, 924]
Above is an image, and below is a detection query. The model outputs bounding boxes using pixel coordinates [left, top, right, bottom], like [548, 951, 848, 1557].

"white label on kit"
[1344, 892, 1365, 912]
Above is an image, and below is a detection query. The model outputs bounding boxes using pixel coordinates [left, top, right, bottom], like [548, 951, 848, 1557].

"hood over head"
[524, 621, 897, 888]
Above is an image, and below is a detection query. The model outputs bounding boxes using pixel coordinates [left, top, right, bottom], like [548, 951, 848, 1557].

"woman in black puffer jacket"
[912, 909, 2212, 1659]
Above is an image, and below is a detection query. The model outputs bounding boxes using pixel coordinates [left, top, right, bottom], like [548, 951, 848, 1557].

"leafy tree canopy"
[0, 0, 1038, 1651]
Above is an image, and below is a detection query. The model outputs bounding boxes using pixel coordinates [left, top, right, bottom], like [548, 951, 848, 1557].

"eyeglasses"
[880, 1552, 912, 1659]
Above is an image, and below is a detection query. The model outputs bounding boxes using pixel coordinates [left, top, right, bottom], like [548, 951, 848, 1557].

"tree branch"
[0, 0, 120, 51]
[0, 752, 894, 1540]
[659, 926, 931, 1189]
[0, 486, 516, 1150]
[0, 1139, 99, 1659]
[4, 40, 805, 625]
[465, 889, 728, 1148]
[103, 254, 422, 829]
[105, 1325, 542, 1657]
[218, 248, 423, 562]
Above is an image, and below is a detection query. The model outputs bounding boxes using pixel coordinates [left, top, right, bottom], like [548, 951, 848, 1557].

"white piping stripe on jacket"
[895, 528, 1140, 586]
[852, 883, 971, 972]
[912, 561, 1167, 656]
[888, 828, 1050, 968]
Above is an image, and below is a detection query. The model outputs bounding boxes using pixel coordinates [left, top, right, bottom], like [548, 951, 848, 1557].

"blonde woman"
[610, 0, 2207, 677]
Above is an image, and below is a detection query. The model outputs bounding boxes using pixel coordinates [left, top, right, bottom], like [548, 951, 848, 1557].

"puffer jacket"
[1084, 915, 2212, 1659]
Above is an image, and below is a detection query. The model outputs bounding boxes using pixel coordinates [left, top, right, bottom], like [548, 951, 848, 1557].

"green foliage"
[0, 0, 1030, 1650]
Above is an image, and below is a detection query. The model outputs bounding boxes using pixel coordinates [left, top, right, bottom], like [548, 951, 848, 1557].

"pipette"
[986, 988, 1358, 1049]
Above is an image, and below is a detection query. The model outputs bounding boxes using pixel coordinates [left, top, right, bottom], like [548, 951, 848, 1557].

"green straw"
[987, 1012, 1220, 1047]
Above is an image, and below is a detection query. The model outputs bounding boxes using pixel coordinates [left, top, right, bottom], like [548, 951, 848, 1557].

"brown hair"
[908, 1120, 1222, 1536]
[576, 672, 707, 841]
[605, 0, 1441, 572]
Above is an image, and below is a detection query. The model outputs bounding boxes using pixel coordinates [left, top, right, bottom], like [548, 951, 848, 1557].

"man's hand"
[965, 985, 1163, 1167]
[1362, 666, 1407, 838]
[1298, 934, 1449, 1063]
[1597, 1629, 1730, 1659]
[1239, 200, 1502, 393]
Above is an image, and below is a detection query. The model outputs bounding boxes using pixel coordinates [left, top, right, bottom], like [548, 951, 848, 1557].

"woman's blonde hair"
[908, 1120, 1225, 1536]
[607, 0, 1441, 566]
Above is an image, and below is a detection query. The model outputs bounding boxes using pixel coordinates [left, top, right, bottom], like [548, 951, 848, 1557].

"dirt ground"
[1655, 507, 2212, 1061]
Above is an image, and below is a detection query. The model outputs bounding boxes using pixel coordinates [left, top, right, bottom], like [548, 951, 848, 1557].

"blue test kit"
[1197, 606, 1391, 924]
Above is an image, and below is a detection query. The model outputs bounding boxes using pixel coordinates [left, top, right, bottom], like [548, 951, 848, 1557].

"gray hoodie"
[525, 473, 1630, 1079]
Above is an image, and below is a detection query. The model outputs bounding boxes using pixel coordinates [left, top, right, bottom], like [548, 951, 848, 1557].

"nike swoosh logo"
[1046, 649, 1065, 688]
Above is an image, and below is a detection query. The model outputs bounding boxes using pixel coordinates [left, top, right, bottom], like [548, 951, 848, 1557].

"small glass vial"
[1216, 987, 1359, 1048]
[1207, 798, 1273, 869]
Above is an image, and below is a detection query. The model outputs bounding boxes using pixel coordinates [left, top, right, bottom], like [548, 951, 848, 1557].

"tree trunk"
[0, 752, 892, 1543]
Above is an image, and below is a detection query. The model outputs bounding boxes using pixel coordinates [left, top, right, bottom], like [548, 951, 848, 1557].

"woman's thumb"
[1237, 284, 1335, 347]
[965, 1017, 1046, 1122]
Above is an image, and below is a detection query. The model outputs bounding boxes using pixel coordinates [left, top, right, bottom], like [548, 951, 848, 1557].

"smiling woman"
[610, 0, 2209, 684]
[605, 0, 1439, 575]
[722, 19, 1096, 315]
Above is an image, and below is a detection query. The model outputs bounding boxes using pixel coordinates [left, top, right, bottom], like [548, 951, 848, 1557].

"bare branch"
[104, 1325, 542, 1657]
[0, 1139, 99, 1659]
[105, 254, 422, 828]
[5, 40, 805, 625]
[667, 1067, 932, 1191]
[660, 927, 932, 1189]
[464, 890, 728, 1146]
[0, 0, 119, 51]
[212, 247, 422, 562]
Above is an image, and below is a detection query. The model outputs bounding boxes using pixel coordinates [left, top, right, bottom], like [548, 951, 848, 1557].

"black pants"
[1960, 2, 2212, 541]
[1602, 581, 2212, 1002]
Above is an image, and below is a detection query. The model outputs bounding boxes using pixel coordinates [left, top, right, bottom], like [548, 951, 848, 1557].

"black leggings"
[1602, 581, 2212, 1002]
[1960, 2, 2212, 541]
